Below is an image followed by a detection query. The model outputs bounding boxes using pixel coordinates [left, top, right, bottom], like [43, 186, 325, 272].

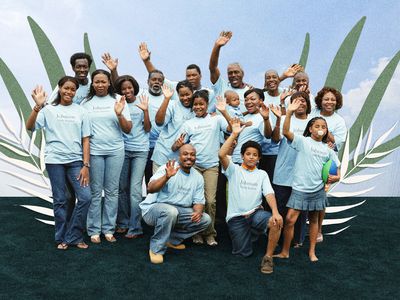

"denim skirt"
[287, 187, 327, 211]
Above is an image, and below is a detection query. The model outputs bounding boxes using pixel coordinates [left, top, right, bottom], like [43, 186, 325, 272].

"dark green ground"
[0, 197, 398, 299]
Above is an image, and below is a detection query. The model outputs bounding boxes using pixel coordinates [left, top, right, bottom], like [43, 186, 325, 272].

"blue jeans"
[227, 209, 271, 257]
[117, 150, 148, 235]
[87, 149, 124, 236]
[142, 203, 211, 255]
[46, 161, 91, 245]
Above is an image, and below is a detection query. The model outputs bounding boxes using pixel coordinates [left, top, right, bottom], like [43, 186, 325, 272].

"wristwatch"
[83, 162, 90, 168]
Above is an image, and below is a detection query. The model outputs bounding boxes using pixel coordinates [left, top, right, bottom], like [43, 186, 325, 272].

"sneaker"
[316, 233, 323, 243]
[206, 236, 218, 246]
[260, 255, 274, 274]
[149, 250, 164, 264]
[192, 234, 204, 245]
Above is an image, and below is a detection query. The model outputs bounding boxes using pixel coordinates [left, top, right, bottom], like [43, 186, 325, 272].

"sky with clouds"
[0, 0, 399, 196]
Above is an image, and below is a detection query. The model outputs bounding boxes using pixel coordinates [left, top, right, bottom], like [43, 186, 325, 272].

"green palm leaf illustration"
[0, 58, 43, 153]
[299, 33, 310, 69]
[84, 33, 97, 74]
[324, 16, 366, 91]
[27, 16, 65, 89]
[0, 58, 32, 121]
[345, 134, 400, 177]
[345, 50, 400, 156]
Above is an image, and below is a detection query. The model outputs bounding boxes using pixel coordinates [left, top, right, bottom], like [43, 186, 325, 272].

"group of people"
[26, 31, 346, 274]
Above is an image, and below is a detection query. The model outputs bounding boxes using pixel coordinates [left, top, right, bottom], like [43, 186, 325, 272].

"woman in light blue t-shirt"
[26, 76, 92, 250]
[311, 87, 347, 242]
[82, 69, 132, 244]
[113, 75, 151, 238]
[274, 98, 340, 262]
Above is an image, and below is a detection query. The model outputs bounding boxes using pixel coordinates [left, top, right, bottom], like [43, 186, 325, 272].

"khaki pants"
[194, 165, 219, 238]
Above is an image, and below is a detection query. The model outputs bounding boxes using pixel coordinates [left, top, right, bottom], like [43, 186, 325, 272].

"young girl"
[171, 90, 228, 246]
[26, 76, 92, 250]
[270, 92, 311, 247]
[114, 75, 151, 238]
[274, 98, 340, 262]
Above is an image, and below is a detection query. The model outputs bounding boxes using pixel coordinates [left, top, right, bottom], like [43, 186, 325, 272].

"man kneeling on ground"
[140, 144, 211, 264]
[218, 118, 283, 274]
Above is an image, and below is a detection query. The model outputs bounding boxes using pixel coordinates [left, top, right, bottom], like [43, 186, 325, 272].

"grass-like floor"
[0, 197, 399, 299]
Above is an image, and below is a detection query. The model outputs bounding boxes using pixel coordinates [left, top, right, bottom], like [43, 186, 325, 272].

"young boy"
[218, 118, 283, 274]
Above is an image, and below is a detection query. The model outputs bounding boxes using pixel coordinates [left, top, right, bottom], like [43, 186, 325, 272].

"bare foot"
[309, 253, 319, 262]
[273, 253, 289, 259]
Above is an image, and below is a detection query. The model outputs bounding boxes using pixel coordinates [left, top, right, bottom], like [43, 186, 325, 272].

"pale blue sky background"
[0, 0, 399, 196]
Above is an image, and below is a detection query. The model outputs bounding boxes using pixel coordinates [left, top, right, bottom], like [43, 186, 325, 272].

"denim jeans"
[142, 203, 211, 255]
[227, 209, 271, 257]
[46, 161, 91, 245]
[117, 150, 148, 235]
[87, 149, 124, 236]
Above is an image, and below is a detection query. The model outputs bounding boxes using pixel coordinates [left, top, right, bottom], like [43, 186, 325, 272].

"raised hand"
[101, 52, 118, 71]
[280, 88, 295, 102]
[231, 118, 245, 135]
[283, 64, 303, 78]
[31, 85, 47, 106]
[114, 95, 126, 116]
[136, 95, 149, 111]
[165, 159, 180, 179]
[138, 42, 151, 61]
[175, 133, 187, 149]
[297, 84, 310, 94]
[215, 95, 227, 112]
[215, 31, 233, 47]
[269, 104, 282, 118]
[287, 98, 301, 113]
[259, 102, 270, 119]
[162, 84, 174, 99]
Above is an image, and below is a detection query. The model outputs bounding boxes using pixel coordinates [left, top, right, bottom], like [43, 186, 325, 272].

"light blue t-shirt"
[289, 135, 340, 193]
[137, 88, 165, 149]
[123, 101, 149, 152]
[139, 162, 205, 216]
[151, 100, 194, 165]
[273, 115, 310, 186]
[48, 82, 90, 105]
[310, 109, 347, 151]
[232, 113, 265, 163]
[212, 76, 249, 112]
[179, 114, 228, 169]
[225, 161, 274, 222]
[81, 94, 131, 155]
[226, 105, 244, 120]
[35, 103, 91, 164]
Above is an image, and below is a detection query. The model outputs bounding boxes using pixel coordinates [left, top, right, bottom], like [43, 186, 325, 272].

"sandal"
[90, 235, 101, 244]
[105, 234, 117, 243]
[57, 243, 68, 250]
[76, 242, 89, 249]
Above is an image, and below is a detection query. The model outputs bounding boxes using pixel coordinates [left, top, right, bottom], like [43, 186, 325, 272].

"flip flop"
[57, 243, 68, 250]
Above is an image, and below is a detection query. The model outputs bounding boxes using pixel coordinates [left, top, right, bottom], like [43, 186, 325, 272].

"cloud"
[341, 57, 400, 125]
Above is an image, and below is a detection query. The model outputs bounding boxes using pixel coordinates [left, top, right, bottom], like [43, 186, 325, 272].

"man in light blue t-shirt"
[209, 31, 251, 112]
[140, 144, 211, 264]
[219, 119, 283, 274]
